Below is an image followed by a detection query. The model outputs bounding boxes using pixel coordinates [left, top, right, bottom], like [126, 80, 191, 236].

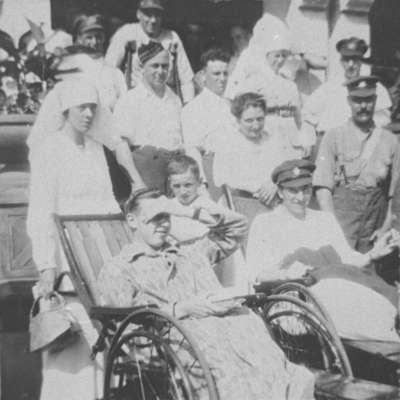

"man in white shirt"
[247, 159, 400, 342]
[113, 41, 183, 190]
[182, 48, 235, 184]
[303, 37, 391, 135]
[105, 0, 194, 103]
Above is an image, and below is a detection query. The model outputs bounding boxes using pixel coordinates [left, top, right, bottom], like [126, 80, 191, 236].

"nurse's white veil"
[27, 54, 117, 165]
[225, 13, 293, 98]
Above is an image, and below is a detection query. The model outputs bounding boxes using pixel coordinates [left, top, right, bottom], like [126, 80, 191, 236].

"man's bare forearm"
[315, 187, 335, 213]
[114, 140, 146, 190]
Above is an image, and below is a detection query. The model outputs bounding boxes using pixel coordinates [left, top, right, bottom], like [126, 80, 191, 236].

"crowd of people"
[18, 0, 400, 398]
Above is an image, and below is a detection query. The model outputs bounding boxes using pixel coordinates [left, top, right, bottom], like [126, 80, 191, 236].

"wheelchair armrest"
[314, 370, 399, 399]
[241, 293, 268, 308]
[90, 305, 158, 321]
[254, 276, 316, 294]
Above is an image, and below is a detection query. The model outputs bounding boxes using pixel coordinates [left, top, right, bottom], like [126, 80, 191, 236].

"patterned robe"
[98, 212, 314, 400]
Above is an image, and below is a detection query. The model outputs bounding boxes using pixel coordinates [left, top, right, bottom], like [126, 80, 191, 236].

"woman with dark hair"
[213, 92, 299, 205]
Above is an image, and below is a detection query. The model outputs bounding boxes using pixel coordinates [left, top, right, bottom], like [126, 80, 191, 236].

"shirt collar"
[138, 81, 171, 101]
[202, 87, 227, 104]
[348, 119, 376, 141]
[119, 240, 180, 263]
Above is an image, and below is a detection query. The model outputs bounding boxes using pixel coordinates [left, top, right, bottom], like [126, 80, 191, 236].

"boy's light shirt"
[169, 195, 224, 243]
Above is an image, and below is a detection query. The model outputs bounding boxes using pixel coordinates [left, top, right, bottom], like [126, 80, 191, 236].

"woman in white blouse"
[27, 78, 121, 400]
[247, 159, 400, 342]
[213, 92, 297, 205]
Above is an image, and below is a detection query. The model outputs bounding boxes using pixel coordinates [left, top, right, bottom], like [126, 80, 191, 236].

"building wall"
[0, 0, 52, 43]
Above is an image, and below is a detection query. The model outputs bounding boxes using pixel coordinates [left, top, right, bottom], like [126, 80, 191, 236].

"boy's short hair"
[166, 154, 201, 181]
[200, 48, 230, 70]
[124, 188, 162, 215]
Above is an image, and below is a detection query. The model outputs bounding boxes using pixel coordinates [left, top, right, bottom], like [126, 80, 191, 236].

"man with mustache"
[313, 76, 398, 253]
[303, 37, 391, 136]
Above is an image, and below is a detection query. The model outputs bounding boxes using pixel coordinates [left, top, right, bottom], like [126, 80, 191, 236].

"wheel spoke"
[134, 347, 147, 399]
[104, 309, 219, 400]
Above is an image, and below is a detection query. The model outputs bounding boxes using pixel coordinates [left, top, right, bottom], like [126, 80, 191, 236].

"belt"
[335, 180, 383, 193]
[266, 106, 295, 118]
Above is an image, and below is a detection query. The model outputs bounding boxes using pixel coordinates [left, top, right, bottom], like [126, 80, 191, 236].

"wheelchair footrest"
[314, 371, 399, 399]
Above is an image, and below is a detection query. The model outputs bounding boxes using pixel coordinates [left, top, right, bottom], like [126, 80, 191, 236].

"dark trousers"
[333, 185, 388, 253]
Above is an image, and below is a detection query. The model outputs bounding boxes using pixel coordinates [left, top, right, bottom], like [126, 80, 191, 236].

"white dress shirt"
[213, 130, 289, 193]
[247, 206, 399, 342]
[182, 88, 236, 178]
[182, 88, 234, 152]
[113, 82, 183, 150]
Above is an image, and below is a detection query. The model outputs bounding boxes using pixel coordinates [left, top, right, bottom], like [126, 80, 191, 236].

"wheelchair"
[55, 213, 399, 400]
[222, 183, 400, 389]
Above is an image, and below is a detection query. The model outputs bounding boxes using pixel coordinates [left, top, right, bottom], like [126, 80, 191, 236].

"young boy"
[166, 154, 249, 289]
[166, 154, 225, 244]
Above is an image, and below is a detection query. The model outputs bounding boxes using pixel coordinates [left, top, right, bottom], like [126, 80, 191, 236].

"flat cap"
[336, 37, 368, 58]
[272, 159, 315, 188]
[139, 0, 165, 10]
[345, 75, 379, 98]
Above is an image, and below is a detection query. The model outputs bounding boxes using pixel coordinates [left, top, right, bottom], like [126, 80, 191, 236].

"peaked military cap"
[345, 75, 379, 97]
[139, 0, 165, 10]
[272, 159, 315, 188]
[72, 14, 106, 36]
[336, 37, 368, 58]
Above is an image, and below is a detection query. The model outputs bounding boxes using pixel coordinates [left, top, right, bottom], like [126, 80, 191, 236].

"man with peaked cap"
[247, 158, 400, 343]
[72, 13, 107, 54]
[303, 37, 391, 135]
[313, 76, 399, 254]
[105, 0, 194, 103]
[113, 41, 182, 191]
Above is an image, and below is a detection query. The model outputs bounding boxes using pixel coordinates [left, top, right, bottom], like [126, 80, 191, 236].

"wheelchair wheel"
[272, 282, 333, 325]
[104, 308, 219, 400]
[262, 294, 353, 378]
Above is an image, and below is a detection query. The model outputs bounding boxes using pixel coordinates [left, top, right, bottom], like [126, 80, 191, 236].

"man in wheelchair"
[98, 188, 315, 400]
[247, 159, 400, 343]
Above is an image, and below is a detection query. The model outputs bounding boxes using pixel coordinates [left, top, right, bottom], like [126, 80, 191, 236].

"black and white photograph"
[0, 0, 400, 399]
